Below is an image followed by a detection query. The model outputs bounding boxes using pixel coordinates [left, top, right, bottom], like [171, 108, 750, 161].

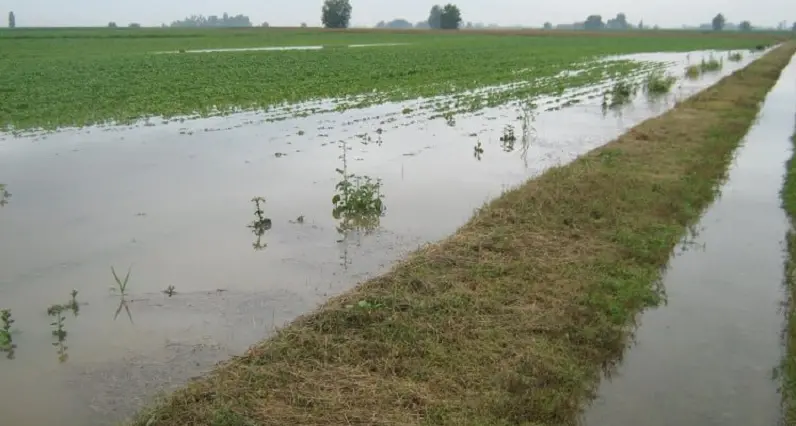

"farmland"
[0, 26, 794, 426]
[0, 28, 784, 130]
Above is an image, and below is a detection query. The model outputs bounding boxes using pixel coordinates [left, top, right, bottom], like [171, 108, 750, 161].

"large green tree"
[584, 15, 604, 30]
[739, 20, 752, 31]
[8, 11, 15, 28]
[322, 0, 352, 28]
[428, 5, 442, 29]
[440, 4, 462, 30]
[712, 13, 725, 31]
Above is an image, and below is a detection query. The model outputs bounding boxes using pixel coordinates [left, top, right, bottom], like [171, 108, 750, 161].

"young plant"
[473, 140, 484, 160]
[500, 125, 517, 152]
[645, 70, 677, 95]
[247, 196, 272, 250]
[163, 285, 176, 297]
[111, 266, 131, 295]
[0, 184, 10, 207]
[604, 80, 638, 108]
[47, 305, 68, 363]
[728, 52, 743, 62]
[332, 141, 386, 235]
[0, 309, 16, 358]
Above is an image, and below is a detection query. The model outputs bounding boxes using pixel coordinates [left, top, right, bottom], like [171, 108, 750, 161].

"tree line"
[4, 5, 796, 32]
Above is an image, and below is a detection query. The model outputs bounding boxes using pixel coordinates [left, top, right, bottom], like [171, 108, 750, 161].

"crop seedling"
[473, 140, 484, 160]
[0, 309, 16, 358]
[332, 141, 385, 235]
[247, 197, 272, 250]
[500, 125, 517, 152]
[47, 304, 68, 363]
[163, 285, 176, 297]
[0, 184, 10, 207]
[110, 266, 134, 323]
[604, 80, 638, 109]
[645, 70, 677, 95]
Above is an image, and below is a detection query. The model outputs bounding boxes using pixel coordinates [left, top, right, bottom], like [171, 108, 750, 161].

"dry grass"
[133, 43, 796, 426]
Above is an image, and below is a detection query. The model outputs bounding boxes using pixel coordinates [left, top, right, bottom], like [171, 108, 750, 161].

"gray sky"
[5, 0, 793, 29]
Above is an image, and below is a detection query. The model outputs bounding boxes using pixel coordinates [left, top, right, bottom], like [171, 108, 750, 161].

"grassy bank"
[782, 121, 796, 424]
[134, 43, 796, 426]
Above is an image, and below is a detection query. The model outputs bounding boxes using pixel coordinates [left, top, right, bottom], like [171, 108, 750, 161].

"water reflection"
[247, 197, 272, 251]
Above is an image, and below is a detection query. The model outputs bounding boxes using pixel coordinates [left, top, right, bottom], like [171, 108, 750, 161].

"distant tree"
[584, 15, 604, 30]
[543, 22, 553, 29]
[416, 20, 430, 29]
[128, 22, 141, 28]
[638, 20, 644, 29]
[385, 19, 413, 29]
[440, 4, 462, 30]
[301, 22, 308, 27]
[712, 13, 725, 31]
[171, 13, 252, 27]
[108, 21, 117, 28]
[321, 0, 352, 28]
[606, 13, 629, 29]
[261, 21, 270, 27]
[739, 20, 752, 31]
[8, 11, 14, 28]
[428, 5, 443, 29]
[465, 21, 473, 29]
[793, 22, 796, 32]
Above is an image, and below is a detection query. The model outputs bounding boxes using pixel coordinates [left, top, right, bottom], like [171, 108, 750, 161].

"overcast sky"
[4, 0, 794, 29]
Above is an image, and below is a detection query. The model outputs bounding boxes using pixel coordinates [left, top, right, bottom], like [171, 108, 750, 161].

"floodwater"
[582, 53, 796, 425]
[0, 50, 762, 425]
[158, 42, 410, 54]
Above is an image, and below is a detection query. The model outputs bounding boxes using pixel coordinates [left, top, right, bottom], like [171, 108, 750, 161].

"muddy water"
[0, 50, 760, 425]
[582, 54, 796, 425]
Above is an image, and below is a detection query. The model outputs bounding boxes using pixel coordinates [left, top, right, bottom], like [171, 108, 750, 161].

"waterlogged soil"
[582, 52, 796, 426]
[0, 50, 761, 425]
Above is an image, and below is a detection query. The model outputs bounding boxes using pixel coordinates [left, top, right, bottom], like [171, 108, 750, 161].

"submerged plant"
[604, 80, 638, 108]
[47, 305, 68, 363]
[645, 70, 677, 95]
[699, 55, 723, 73]
[728, 52, 743, 62]
[473, 140, 485, 161]
[111, 266, 132, 295]
[500, 125, 517, 152]
[247, 196, 272, 250]
[0, 184, 10, 207]
[0, 309, 16, 358]
[685, 65, 701, 79]
[163, 285, 176, 297]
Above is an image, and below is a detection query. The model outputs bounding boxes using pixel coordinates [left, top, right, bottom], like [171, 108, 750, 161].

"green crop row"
[0, 28, 781, 131]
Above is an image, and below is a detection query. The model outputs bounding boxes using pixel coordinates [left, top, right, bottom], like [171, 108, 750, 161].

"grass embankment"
[134, 44, 796, 426]
[781, 116, 796, 424]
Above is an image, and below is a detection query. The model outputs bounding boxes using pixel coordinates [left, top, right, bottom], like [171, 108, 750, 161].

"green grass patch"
[685, 64, 701, 78]
[132, 43, 796, 426]
[781, 116, 796, 425]
[700, 55, 724, 72]
[0, 28, 782, 131]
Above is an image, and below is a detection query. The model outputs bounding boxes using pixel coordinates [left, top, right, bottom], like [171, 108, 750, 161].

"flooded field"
[0, 50, 763, 425]
[582, 53, 796, 425]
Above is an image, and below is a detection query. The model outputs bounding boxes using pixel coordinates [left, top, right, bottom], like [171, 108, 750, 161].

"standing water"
[582, 54, 796, 425]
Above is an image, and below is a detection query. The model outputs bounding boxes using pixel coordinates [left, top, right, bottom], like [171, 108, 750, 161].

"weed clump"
[728, 52, 743, 62]
[603, 80, 638, 108]
[685, 65, 701, 79]
[0, 309, 15, 358]
[699, 56, 723, 73]
[645, 70, 677, 95]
